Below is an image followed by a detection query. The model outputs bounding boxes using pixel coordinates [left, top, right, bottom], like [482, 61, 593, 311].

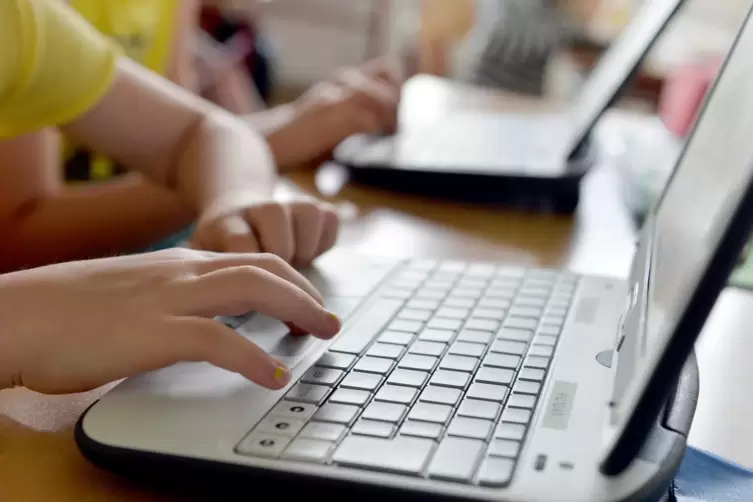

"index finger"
[170, 265, 340, 338]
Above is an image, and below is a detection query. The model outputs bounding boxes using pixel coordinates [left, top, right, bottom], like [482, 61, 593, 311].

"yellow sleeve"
[0, 0, 119, 138]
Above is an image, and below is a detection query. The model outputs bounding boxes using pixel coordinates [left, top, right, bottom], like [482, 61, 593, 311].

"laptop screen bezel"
[564, 0, 685, 161]
[599, 3, 753, 475]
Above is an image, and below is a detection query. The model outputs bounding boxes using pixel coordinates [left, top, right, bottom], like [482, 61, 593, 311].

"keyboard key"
[428, 437, 484, 482]
[375, 384, 417, 405]
[420, 385, 462, 406]
[490, 340, 527, 356]
[534, 334, 558, 347]
[368, 343, 405, 359]
[515, 296, 547, 308]
[378, 331, 414, 346]
[537, 325, 561, 337]
[300, 422, 347, 442]
[458, 398, 500, 420]
[399, 354, 438, 372]
[444, 297, 475, 309]
[314, 403, 360, 425]
[478, 457, 515, 487]
[424, 280, 454, 291]
[498, 329, 534, 343]
[471, 308, 504, 320]
[508, 394, 536, 409]
[542, 315, 566, 327]
[341, 371, 382, 391]
[478, 298, 512, 310]
[457, 278, 487, 289]
[301, 367, 343, 386]
[514, 381, 541, 395]
[440, 354, 479, 373]
[447, 417, 493, 440]
[416, 288, 446, 300]
[329, 388, 371, 406]
[354, 356, 394, 375]
[352, 419, 395, 438]
[476, 367, 514, 386]
[408, 402, 453, 424]
[237, 432, 290, 458]
[502, 408, 532, 425]
[435, 307, 470, 320]
[466, 264, 497, 277]
[407, 299, 440, 311]
[387, 320, 424, 334]
[451, 288, 482, 299]
[271, 401, 317, 420]
[456, 329, 493, 345]
[256, 414, 306, 437]
[286, 383, 330, 405]
[430, 370, 471, 389]
[282, 438, 333, 463]
[519, 287, 549, 298]
[495, 422, 526, 441]
[410, 341, 446, 357]
[448, 341, 485, 357]
[466, 382, 508, 402]
[333, 436, 435, 475]
[400, 420, 444, 440]
[418, 329, 455, 343]
[387, 369, 429, 388]
[410, 259, 437, 271]
[317, 352, 356, 370]
[483, 353, 520, 369]
[465, 319, 500, 332]
[361, 402, 407, 423]
[328, 299, 402, 354]
[526, 355, 550, 369]
[504, 317, 539, 331]
[497, 266, 526, 278]
[398, 309, 432, 322]
[546, 305, 569, 317]
[489, 439, 521, 458]
[428, 318, 463, 331]
[519, 368, 546, 382]
[508, 306, 543, 319]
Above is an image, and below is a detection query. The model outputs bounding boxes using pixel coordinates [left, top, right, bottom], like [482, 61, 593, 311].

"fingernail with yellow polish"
[274, 365, 290, 383]
[327, 311, 342, 331]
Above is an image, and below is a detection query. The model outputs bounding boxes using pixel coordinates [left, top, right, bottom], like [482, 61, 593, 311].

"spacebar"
[327, 298, 402, 355]
[332, 436, 435, 475]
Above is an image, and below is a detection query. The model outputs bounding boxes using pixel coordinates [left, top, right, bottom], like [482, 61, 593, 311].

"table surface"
[2, 75, 752, 501]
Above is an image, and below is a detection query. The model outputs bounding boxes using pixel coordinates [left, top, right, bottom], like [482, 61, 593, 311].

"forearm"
[0, 175, 195, 272]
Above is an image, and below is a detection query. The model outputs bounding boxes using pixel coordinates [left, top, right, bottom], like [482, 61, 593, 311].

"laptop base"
[75, 349, 696, 501]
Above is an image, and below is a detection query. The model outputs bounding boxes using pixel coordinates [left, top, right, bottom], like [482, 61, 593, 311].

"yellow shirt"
[0, 0, 118, 138]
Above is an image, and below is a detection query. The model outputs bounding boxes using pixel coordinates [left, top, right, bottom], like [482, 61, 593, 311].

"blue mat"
[672, 447, 753, 501]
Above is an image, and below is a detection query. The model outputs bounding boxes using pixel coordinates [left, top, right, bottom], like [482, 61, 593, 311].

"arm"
[0, 132, 195, 272]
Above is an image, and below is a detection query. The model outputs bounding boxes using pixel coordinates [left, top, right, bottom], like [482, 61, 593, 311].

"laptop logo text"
[542, 381, 578, 431]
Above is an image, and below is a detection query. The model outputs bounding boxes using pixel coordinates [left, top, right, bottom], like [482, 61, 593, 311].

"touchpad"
[236, 297, 360, 368]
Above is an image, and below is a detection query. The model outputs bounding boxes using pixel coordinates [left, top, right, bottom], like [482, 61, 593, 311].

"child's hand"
[190, 196, 340, 267]
[0, 249, 340, 395]
[267, 58, 403, 170]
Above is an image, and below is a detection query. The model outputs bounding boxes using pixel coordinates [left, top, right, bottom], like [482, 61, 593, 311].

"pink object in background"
[658, 57, 722, 137]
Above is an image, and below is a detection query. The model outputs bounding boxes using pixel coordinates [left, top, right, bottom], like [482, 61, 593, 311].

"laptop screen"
[609, 4, 753, 431]
[563, 0, 684, 158]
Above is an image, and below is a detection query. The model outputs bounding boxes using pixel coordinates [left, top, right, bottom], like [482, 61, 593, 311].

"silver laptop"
[335, 0, 685, 178]
[77, 5, 753, 500]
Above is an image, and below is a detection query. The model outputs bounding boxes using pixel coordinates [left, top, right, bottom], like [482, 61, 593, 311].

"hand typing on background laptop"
[0, 249, 340, 395]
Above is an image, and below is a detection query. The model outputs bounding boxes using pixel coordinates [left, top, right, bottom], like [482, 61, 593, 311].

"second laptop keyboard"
[235, 260, 578, 488]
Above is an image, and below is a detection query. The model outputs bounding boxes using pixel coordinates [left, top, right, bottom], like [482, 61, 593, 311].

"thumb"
[168, 317, 292, 389]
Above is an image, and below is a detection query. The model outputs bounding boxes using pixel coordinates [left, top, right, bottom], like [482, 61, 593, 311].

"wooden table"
[0, 75, 682, 501]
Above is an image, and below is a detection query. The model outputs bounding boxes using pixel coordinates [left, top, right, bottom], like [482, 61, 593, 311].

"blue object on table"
[672, 446, 753, 501]
[142, 226, 194, 252]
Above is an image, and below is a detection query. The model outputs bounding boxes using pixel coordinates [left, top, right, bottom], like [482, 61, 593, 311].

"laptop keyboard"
[235, 260, 578, 487]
